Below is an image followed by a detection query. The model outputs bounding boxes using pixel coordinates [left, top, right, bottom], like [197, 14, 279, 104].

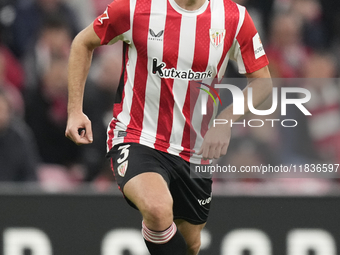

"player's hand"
[65, 112, 93, 145]
[197, 124, 231, 160]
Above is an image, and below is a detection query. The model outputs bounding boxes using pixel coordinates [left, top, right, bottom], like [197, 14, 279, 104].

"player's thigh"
[175, 219, 205, 252]
[109, 143, 174, 229]
[123, 172, 172, 212]
[124, 172, 173, 229]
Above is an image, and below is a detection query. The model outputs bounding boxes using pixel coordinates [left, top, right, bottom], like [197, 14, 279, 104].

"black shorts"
[107, 143, 212, 225]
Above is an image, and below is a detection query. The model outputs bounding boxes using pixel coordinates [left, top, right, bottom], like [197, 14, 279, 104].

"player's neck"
[174, 0, 207, 11]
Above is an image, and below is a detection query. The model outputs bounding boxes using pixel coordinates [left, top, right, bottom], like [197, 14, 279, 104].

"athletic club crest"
[117, 161, 128, 177]
[209, 29, 225, 47]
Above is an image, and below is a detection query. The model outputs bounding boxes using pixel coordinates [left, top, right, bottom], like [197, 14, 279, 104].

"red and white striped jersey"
[93, 0, 269, 164]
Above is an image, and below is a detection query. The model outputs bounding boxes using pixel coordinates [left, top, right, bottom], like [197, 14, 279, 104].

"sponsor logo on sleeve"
[98, 7, 109, 24]
[253, 33, 265, 59]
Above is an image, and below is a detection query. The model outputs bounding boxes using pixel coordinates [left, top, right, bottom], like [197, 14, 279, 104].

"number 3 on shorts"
[117, 144, 130, 164]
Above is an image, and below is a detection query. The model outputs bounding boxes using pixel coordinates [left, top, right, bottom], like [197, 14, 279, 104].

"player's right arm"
[66, 0, 130, 145]
[65, 24, 101, 145]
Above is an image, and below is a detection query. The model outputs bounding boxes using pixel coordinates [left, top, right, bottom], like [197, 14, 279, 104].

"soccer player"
[65, 0, 272, 254]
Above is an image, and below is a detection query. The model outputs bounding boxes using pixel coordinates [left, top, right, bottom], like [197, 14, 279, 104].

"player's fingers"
[65, 128, 82, 144]
[208, 144, 217, 159]
[214, 144, 223, 159]
[201, 144, 211, 160]
[79, 129, 86, 138]
[220, 143, 229, 156]
[65, 125, 75, 140]
[84, 120, 93, 143]
[197, 148, 203, 155]
[66, 126, 91, 145]
[197, 141, 209, 160]
[197, 141, 205, 155]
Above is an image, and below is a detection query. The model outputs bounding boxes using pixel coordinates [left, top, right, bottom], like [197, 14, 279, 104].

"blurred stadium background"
[1, 0, 340, 254]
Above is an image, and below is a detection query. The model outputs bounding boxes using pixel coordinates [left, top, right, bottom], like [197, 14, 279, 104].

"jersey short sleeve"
[230, 8, 269, 74]
[93, 0, 130, 45]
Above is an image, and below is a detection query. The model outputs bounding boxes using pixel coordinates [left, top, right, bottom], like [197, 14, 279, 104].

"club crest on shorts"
[117, 161, 128, 177]
[209, 29, 225, 47]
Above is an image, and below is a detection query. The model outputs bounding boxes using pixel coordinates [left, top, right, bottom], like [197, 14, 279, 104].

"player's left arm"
[197, 66, 272, 160]
[198, 6, 272, 160]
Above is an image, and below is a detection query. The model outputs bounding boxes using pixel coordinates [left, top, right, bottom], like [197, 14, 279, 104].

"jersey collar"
[168, 0, 210, 16]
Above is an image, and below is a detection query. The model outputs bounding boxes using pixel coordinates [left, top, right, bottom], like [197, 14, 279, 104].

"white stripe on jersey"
[210, 0, 225, 78]
[235, 4, 246, 38]
[168, 15, 197, 155]
[233, 40, 246, 74]
[140, 0, 168, 147]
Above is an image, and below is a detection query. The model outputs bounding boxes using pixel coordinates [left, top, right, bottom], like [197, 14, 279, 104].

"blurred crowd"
[0, 0, 340, 193]
[218, 0, 340, 194]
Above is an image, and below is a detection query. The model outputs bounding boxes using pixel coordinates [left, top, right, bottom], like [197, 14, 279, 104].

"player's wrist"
[216, 106, 242, 122]
[67, 108, 85, 117]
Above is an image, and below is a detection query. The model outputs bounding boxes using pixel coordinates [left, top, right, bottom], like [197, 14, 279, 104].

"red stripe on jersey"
[179, 10, 211, 160]
[125, 0, 152, 143]
[93, 0, 130, 45]
[154, 3, 182, 151]
[216, 0, 239, 74]
[107, 121, 115, 151]
[236, 10, 269, 73]
[191, 10, 211, 72]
